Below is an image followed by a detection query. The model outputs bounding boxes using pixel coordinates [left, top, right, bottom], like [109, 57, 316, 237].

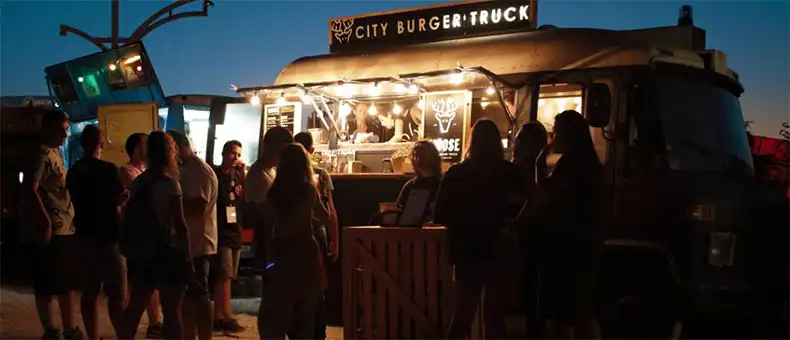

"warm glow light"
[18, 172, 24, 184]
[486, 87, 496, 95]
[452, 73, 463, 84]
[418, 100, 425, 110]
[276, 96, 287, 105]
[109, 64, 117, 71]
[249, 96, 261, 106]
[124, 55, 141, 64]
[368, 105, 377, 116]
[301, 94, 312, 105]
[392, 103, 402, 114]
[339, 103, 352, 117]
[408, 84, 420, 94]
[136, 65, 143, 72]
[481, 101, 490, 108]
[77, 77, 84, 83]
[368, 84, 381, 97]
[394, 83, 406, 93]
[335, 84, 351, 98]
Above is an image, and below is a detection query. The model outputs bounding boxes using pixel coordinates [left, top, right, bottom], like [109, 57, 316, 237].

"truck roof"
[273, 25, 738, 86]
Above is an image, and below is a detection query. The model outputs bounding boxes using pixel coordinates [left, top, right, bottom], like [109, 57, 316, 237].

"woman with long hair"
[513, 121, 549, 193]
[517, 110, 605, 339]
[435, 119, 526, 339]
[395, 140, 443, 222]
[119, 131, 192, 339]
[259, 143, 331, 339]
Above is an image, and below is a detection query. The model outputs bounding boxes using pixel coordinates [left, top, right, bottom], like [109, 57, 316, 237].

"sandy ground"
[0, 286, 342, 339]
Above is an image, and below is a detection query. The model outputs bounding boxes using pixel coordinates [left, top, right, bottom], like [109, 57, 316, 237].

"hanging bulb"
[394, 83, 406, 93]
[250, 95, 261, 106]
[418, 99, 425, 110]
[136, 65, 143, 72]
[335, 83, 351, 98]
[481, 101, 490, 108]
[276, 95, 287, 105]
[368, 83, 381, 97]
[368, 104, 378, 116]
[393, 103, 402, 115]
[109, 64, 117, 71]
[339, 102, 352, 117]
[486, 87, 496, 95]
[408, 84, 420, 94]
[77, 77, 84, 83]
[452, 72, 463, 84]
[301, 92, 312, 104]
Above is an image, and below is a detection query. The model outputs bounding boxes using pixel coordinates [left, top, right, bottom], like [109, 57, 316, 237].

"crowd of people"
[25, 107, 603, 339]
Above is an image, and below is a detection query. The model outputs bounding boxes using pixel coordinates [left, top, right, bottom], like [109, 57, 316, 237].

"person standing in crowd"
[395, 140, 443, 220]
[118, 131, 192, 340]
[24, 109, 83, 340]
[293, 132, 339, 339]
[65, 125, 126, 340]
[167, 130, 219, 340]
[517, 110, 605, 339]
[211, 140, 247, 333]
[119, 132, 165, 339]
[244, 126, 293, 338]
[511, 121, 549, 337]
[435, 119, 526, 339]
[260, 143, 331, 339]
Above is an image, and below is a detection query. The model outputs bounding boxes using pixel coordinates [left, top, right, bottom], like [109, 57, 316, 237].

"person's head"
[166, 130, 193, 160]
[465, 118, 504, 165]
[261, 127, 293, 166]
[294, 132, 314, 154]
[80, 125, 103, 157]
[276, 143, 314, 183]
[551, 110, 595, 155]
[221, 140, 243, 167]
[125, 132, 147, 162]
[146, 131, 179, 178]
[412, 140, 442, 178]
[513, 121, 548, 165]
[41, 109, 69, 147]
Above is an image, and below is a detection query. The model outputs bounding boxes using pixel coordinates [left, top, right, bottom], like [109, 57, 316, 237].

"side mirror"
[584, 83, 612, 128]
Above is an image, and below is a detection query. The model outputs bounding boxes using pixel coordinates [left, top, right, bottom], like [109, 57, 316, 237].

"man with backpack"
[66, 125, 126, 340]
[168, 130, 219, 340]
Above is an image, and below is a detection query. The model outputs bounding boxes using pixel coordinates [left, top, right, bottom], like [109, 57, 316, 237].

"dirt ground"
[0, 286, 342, 339]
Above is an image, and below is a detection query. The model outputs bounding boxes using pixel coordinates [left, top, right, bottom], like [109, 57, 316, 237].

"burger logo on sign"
[331, 19, 355, 44]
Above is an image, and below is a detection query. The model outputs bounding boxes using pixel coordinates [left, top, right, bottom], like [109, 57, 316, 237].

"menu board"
[265, 104, 297, 135]
[422, 91, 470, 163]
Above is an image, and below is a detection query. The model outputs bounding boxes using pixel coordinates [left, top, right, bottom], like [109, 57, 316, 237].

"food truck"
[234, 0, 755, 337]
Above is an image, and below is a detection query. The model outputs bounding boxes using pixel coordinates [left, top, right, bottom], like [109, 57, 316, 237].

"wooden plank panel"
[387, 238, 400, 339]
[362, 239, 374, 340]
[372, 236, 388, 338]
[342, 233, 357, 340]
[399, 238, 414, 338]
[426, 239, 439, 336]
[413, 237, 427, 338]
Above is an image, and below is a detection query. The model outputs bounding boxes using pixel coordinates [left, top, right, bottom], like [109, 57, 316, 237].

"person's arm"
[182, 166, 213, 217]
[167, 181, 192, 257]
[395, 181, 412, 210]
[312, 185, 331, 227]
[26, 153, 51, 244]
[119, 166, 135, 190]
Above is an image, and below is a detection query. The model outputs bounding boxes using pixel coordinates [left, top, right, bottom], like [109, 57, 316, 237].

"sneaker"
[62, 327, 85, 340]
[41, 328, 61, 340]
[221, 318, 246, 334]
[146, 323, 164, 339]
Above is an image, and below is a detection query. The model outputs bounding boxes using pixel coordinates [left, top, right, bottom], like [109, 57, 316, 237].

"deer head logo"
[331, 19, 355, 44]
[432, 98, 458, 134]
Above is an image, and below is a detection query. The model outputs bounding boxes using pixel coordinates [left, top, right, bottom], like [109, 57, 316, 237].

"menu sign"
[422, 91, 470, 163]
[265, 104, 296, 135]
[328, 0, 537, 54]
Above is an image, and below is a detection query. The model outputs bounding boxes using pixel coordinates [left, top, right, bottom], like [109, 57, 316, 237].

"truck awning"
[268, 27, 699, 87]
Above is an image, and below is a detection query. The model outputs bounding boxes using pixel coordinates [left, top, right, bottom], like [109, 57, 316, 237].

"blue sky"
[1, 0, 787, 137]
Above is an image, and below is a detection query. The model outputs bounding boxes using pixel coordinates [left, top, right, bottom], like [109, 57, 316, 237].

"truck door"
[98, 103, 159, 167]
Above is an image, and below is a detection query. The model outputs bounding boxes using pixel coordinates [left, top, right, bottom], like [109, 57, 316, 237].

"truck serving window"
[656, 75, 753, 173]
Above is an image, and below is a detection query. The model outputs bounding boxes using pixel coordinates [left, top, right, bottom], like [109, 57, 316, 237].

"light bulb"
[301, 94, 312, 105]
[18, 172, 23, 184]
[77, 77, 84, 83]
[276, 96, 287, 105]
[368, 105, 377, 116]
[481, 101, 490, 108]
[418, 100, 425, 110]
[109, 64, 117, 71]
[408, 84, 419, 94]
[136, 65, 143, 72]
[394, 83, 406, 93]
[340, 103, 352, 117]
[486, 87, 496, 95]
[452, 73, 463, 84]
[368, 85, 381, 97]
[393, 103, 402, 114]
[335, 84, 351, 98]
[250, 96, 261, 106]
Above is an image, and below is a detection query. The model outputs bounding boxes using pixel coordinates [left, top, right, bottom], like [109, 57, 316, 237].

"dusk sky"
[2, 0, 788, 137]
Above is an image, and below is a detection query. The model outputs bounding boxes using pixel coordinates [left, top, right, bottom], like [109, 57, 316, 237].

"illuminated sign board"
[328, 0, 537, 54]
[422, 91, 471, 163]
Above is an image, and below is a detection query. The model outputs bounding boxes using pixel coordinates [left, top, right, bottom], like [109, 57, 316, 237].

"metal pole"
[111, 0, 119, 48]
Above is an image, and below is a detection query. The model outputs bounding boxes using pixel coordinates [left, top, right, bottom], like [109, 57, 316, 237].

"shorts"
[127, 245, 191, 288]
[31, 235, 80, 296]
[213, 247, 241, 280]
[79, 239, 127, 299]
[186, 255, 212, 300]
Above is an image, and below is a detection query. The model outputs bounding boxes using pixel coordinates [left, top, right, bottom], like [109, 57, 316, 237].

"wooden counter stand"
[342, 226, 484, 339]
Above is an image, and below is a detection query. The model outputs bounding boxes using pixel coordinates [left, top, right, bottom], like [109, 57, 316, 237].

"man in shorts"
[66, 125, 126, 340]
[25, 109, 83, 339]
[168, 130, 219, 340]
[211, 140, 248, 333]
[294, 131, 339, 339]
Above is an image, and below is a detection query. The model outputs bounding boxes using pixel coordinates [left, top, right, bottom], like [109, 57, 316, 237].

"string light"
[394, 83, 406, 93]
[124, 55, 141, 64]
[408, 84, 420, 94]
[393, 103, 402, 115]
[481, 101, 490, 108]
[77, 77, 84, 83]
[486, 87, 496, 95]
[418, 99, 425, 110]
[368, 104, 378, 116]
[276, 94, 287, 105]
[339, 102, 352, 117]
[301, 93, 312, 105]
[452, 72, 463, 84]
[249, 95, 261, 106]
[109, 64, 117, 71]
[136, 66, 143, 72]
[368, 83, 381, 97]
